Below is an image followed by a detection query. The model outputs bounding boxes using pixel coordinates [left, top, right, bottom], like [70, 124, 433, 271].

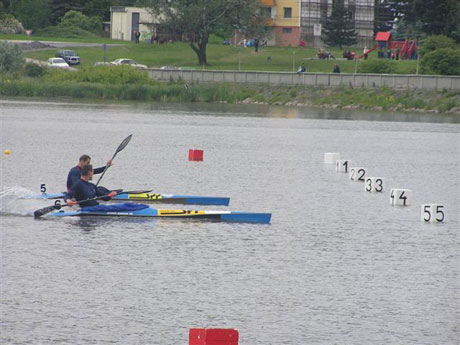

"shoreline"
[0, 79, 459, 116]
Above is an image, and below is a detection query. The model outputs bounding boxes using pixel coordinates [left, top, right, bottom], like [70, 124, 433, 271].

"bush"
[24, 63, 46, 77]
[420, 48, 460, 75]
[0, 41, 25, 73]
[59, 10, 101, 34]
[33, 10, 102, 38]
[0, 15, 24, 34]
[419, 35, 457, 57]
[357, 59, 395, 74]
[43, 66, 150, 84]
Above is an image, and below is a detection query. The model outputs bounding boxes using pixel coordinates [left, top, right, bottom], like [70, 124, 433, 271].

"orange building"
[271, 0, 301, 46]
[232, 0, 301, 47]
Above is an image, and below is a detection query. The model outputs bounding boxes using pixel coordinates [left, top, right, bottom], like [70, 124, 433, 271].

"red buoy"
[188, 149, 204, 161]
[189, 328, 239, 345]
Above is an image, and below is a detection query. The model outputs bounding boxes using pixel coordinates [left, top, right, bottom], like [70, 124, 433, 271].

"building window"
[265, 7, 272, 17]
[282, 28, 292, 33]
[284, 7, 292, 18]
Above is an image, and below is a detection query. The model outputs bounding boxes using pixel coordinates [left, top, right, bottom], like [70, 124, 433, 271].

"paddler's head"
[78, 154, 91, 168]
[81, 164, 94, 181]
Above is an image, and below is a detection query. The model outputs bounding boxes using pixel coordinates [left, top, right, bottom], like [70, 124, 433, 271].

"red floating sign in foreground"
[189, 149, 204, 161]
[189, 328, 239, 345]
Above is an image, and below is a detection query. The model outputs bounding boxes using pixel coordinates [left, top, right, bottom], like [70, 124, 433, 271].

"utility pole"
[292, 51, 296, 72]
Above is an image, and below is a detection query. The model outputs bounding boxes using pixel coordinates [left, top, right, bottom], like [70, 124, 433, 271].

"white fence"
[147, 69, 460, 91]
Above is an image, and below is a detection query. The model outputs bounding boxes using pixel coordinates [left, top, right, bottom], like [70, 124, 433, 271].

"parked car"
[55, 50, 80, 65]
[111, 58, 148, 69]
[47, 58, 70, 69]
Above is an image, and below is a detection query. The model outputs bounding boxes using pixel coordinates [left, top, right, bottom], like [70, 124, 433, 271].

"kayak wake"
[0, 186, 42, 217]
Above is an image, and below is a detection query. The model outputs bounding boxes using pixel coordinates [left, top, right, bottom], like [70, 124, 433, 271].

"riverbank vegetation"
[1, 64, 459, 114]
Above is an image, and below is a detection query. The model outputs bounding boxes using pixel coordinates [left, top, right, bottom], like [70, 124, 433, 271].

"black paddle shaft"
[95, 134, 132, 187]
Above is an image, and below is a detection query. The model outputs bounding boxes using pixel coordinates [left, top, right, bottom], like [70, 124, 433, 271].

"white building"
[110, 6, 154, 41]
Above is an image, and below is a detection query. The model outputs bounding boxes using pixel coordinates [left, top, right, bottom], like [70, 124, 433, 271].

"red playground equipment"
[360, 32, 417, 60]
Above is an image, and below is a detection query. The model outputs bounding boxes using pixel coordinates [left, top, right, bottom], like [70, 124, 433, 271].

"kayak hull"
[32, 192, 230, 206]
[47, 207, 271, 224]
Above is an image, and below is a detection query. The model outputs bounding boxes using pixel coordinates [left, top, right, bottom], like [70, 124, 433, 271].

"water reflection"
[72, 217, 159, 232]
[2, 99, 457, 123]
[137, 102, 460, 123]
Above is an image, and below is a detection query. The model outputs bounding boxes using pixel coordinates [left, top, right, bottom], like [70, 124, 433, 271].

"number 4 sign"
[390, 188, 412, 206]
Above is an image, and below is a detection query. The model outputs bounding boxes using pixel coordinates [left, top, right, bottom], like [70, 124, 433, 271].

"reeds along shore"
[0, 66, 459, 114]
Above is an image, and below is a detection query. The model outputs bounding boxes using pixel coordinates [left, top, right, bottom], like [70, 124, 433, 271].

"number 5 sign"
[421, 204, 445, 223]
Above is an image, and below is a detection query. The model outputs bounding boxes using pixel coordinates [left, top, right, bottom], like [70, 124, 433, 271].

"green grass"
[10, 34, 418, 73]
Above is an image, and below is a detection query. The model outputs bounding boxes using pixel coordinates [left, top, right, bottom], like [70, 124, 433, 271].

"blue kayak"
[31, 191, 230, 206]
[46, 203, 271, 224]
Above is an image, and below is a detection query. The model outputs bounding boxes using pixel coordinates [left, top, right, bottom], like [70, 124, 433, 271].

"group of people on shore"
[317, 48, 335, 60]
[297, 62, 340, 74]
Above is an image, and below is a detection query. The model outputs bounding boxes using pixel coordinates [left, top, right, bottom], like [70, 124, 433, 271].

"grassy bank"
[7, 35, 417, 74]
[1, 75, 458, 114]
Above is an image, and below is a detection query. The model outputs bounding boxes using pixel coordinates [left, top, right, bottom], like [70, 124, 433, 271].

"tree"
[321, 1, 357, 49]
[11, 0, 51, 30]
[393, 0, 460, 43]
[81, 0, 112, 21]
[49, 0, 85, 25]
[0, 41, 25, 73]
[374, 0, 396, 34]
[143, 0, 269, 66]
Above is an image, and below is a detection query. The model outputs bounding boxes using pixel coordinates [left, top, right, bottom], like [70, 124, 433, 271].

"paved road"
[3, 39, 124, 50]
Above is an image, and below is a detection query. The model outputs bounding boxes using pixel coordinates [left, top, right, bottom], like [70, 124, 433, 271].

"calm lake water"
[1, 100, 459, 345]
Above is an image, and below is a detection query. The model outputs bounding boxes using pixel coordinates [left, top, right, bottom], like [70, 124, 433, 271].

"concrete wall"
[147, 69, 460, 91]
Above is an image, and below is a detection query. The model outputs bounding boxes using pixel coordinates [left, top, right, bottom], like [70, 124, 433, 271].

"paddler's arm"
[93, 159, 113, 174]
[95, 187, 117, 201]
[64, 191, 77, 207]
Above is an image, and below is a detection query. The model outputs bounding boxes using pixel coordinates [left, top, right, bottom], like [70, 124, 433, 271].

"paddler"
[65, 164, 117, 208]
[66, 154, 112, 192]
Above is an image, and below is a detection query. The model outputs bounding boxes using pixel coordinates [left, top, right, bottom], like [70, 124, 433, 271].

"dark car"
[55, 50, 80, 65]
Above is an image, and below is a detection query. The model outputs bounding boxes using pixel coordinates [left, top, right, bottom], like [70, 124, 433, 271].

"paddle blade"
[116, 134, 132, 155]
[34, 204, 60, 218]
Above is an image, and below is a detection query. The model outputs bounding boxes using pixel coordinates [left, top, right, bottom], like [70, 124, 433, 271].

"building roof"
[375, 32, 392, 41]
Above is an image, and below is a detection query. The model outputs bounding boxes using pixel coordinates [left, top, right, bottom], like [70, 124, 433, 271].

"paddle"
[33, 189, 151, 218]
[95, 134, 133, 187]
[45, 189, 153, 200]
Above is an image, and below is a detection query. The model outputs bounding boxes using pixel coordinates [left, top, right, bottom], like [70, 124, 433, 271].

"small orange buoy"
[4, 149, 11, 155]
